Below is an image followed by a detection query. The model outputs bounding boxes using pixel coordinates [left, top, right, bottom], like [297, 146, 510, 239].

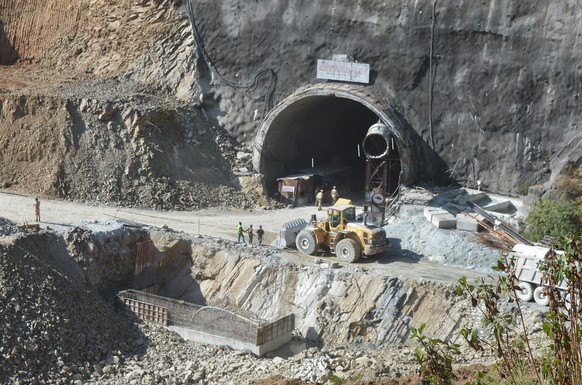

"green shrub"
[410, 323, 460, 385]
[517, 181, 531, 196]
[525, 198, 581, 242]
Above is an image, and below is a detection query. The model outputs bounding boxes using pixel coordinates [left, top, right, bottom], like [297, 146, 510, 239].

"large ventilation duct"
[362, 122, 391, 159]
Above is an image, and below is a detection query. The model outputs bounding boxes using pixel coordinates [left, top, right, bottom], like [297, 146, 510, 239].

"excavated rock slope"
[0, 229, 476, 384]
[0, 0, 265, 210]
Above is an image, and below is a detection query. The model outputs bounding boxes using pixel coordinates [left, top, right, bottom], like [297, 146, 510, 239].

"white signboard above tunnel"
[316, 59, 370, 84]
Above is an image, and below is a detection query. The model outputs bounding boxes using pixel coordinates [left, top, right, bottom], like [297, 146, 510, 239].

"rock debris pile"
[0, 218, 18, 237]
[0, 245, 134, 384]
[94, 177, 270, 211]
[386, 204, 502, 273]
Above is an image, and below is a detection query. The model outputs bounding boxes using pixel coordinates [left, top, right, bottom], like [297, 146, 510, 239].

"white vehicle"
[510, 244, 567, 306]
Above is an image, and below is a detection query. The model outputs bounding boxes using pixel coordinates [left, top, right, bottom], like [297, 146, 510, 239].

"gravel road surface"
[0, 190, 501, 283]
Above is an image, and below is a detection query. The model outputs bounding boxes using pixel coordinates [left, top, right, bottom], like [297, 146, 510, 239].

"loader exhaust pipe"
[362, 213, 368, 226]
[362, 122, 391, 159]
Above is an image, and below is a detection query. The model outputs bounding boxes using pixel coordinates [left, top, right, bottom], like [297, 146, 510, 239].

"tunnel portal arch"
[253, 84, 421, 199]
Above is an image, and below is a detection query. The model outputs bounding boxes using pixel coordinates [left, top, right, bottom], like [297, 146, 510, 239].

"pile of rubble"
[0, 246, 134, 384]
[386, 207, 503, 274]
[75, 176, 270, 211]
[0, 218, 18, 237]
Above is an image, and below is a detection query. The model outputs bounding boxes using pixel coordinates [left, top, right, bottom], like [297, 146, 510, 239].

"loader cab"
[327, 205, 356, 230]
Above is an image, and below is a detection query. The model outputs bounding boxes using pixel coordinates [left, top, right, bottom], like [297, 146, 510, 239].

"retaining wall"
[117, 289, 294, 356]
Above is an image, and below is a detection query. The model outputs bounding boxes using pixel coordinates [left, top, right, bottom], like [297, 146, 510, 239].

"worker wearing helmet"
[331, 186, 339, 205]
[315, 189, 324, 210]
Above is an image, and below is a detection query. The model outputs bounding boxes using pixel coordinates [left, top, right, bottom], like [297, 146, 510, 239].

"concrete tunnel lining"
[253, 84, 418, 197]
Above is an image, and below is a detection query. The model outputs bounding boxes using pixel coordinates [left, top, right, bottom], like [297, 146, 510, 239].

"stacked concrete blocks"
[441, 202, 481, 233]
[423, 207, 457, 229]
[455, 213, 480, 232]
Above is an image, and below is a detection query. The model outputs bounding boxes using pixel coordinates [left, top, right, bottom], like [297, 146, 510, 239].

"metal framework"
[134, 240, 158, 291]
[365, 158, 388, 197]
[365, 157, 400, 224]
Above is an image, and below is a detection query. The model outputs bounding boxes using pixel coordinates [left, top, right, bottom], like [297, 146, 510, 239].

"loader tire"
[516, 282, 534, 302]
[533, 286, 549, 306]
[295, 231, 318, 255]
[335, 238, 361, 263]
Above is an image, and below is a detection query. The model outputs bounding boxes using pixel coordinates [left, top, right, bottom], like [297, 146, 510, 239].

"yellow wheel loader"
[294, 204, 390, 263]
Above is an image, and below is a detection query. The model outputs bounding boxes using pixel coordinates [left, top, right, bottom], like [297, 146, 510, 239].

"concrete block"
[424, 207, 447, 221]
[423, 207, 435, 220]
[169, 326, 293, 357]
[431, 213, 457, 229]
[455, 213, 480, 232]
[483, 200, 515, 213]
[474, 213, 487, 223]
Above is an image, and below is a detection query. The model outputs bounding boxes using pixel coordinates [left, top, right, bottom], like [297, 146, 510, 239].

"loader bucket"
[273, 218, 308, 249]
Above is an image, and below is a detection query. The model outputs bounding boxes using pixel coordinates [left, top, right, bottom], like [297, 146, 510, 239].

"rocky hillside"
[0, 0, 264, 210]
[1, 0, 580, 208]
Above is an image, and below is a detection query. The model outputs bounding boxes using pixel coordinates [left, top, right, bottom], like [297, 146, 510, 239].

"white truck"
[510, 244, 567, 306]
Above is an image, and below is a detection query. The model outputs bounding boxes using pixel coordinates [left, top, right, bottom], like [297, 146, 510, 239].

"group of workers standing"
[236, 185, 340, 244]
[237, 222, 264, 245]
[315, 186, 339, 211]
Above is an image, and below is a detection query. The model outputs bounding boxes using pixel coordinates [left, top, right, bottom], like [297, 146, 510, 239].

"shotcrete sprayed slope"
[190, 0, 582, 193]
[2, 0, 581, 205]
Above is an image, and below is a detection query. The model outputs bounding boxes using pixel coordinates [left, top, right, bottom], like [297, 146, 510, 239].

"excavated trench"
[9, 226, 483, 353]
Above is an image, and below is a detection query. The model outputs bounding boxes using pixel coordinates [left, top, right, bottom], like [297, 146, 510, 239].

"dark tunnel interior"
[260, 95, 402, 201]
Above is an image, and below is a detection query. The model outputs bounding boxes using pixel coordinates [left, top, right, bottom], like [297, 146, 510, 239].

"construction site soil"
[0, 189, 549, 384]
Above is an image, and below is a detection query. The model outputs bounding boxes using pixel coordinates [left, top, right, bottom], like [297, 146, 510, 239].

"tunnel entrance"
[253, 84, 418, 202]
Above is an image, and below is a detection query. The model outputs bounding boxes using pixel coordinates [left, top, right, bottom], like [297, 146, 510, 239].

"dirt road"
[0, 191, 487, 283]
[0, 191, 315, 241]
